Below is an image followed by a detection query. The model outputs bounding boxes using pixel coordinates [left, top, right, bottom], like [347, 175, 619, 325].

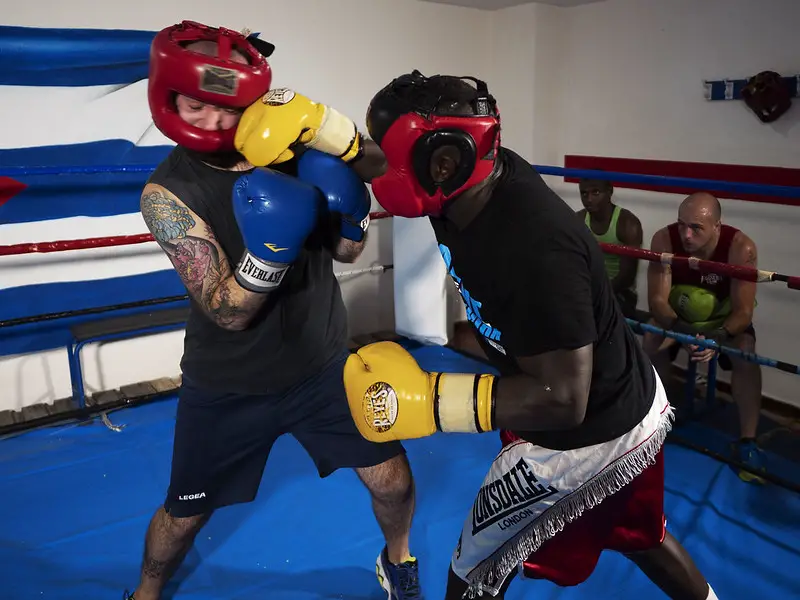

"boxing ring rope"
[601, 243, 800, 290]
[0, 211, 393, 257]
[534, 166, 800, 200]
[627, 319, 800, 375]
[3, 163, 800, 199]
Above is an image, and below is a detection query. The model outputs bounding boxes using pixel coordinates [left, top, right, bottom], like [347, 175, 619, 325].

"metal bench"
[67, 306, 190, 409]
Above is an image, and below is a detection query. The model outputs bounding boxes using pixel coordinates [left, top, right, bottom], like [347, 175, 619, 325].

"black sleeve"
[501, 243, 597, 357]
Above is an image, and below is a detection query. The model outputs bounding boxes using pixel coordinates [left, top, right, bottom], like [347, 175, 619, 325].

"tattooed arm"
[723, 232, 758, 336]
[140, 184, 271, 331]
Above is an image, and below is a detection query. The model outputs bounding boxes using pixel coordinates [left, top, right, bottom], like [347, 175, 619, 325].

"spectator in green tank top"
[576, 177, 643, 318]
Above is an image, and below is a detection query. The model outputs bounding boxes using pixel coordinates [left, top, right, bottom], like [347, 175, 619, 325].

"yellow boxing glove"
[234, 88, 363, 167]
[343, 341, 496, 443]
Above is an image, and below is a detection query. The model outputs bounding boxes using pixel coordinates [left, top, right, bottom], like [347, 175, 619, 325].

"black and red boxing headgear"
[148, 20, 274, 153]
[366, 70, 501, 218]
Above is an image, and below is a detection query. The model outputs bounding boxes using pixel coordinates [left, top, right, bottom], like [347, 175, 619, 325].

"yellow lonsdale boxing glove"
[343, 341, 496, 443]
[234, 88, 363, 167]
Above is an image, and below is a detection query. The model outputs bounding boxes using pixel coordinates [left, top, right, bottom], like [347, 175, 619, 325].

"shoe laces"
[394, 561, 421, 597]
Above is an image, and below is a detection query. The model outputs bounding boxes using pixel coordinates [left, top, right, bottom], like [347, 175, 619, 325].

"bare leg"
[624, 532, 709, 600]
[132, 507, 211, 600]
[356, 453, 415, 564]
[729, 333, 762, 439]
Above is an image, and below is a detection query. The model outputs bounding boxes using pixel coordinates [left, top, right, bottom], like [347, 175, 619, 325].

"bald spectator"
[644, 192, 765, 483]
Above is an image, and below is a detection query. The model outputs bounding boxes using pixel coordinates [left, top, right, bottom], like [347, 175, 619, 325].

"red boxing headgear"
[148, 20, 274, 153]
[366, 71, 501, 218]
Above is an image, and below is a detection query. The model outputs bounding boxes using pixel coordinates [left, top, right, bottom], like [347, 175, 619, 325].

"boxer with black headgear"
[127, 21, 421, 600]
[339, 71, 719, 599]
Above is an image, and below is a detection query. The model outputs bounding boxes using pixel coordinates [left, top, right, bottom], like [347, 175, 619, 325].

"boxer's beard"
[187, 148, 250, 171]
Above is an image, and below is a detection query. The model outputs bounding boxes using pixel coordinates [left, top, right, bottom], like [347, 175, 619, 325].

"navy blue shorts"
[164, 352, 405, 518]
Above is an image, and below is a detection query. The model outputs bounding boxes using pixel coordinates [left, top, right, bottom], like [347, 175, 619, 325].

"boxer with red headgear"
[126, 22, 420, 600]
[339, 72, 718, 599]
[147, 20, 274, 155]
[366, 70, 500, 218]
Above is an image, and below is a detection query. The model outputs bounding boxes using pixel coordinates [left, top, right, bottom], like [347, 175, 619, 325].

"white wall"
[0, 0, 493, 412]
[510, 0, 800, 406]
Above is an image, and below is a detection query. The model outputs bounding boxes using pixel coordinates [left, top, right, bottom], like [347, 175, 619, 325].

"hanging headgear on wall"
[366, 70, 501, 218]
[741, 71, 792, 123]
[148, 20, 274, 153]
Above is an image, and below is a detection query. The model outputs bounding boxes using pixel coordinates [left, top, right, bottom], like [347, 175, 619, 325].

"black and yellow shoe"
[376, 546, 422, 599]
[731, 439, 767, 484]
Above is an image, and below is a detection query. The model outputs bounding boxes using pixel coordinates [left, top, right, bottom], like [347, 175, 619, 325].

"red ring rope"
[600, 242, 800, 290]
[2, 212, 798, 292]
[0, 211, 392, 257]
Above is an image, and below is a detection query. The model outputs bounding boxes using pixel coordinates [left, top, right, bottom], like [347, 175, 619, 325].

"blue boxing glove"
[232, 168, 322, 292]
[297, 149, 371, 242]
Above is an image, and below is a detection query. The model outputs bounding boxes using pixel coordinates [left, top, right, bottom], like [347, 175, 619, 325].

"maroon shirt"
[667, 223, 740, 300]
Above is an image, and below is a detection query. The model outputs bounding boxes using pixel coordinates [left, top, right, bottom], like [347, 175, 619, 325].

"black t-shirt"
[147, 147, 348, 394]
[430, 148, 656, 450]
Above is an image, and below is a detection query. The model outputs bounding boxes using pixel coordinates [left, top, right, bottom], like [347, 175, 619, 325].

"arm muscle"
[613, 210, 643, 292]
[490, 244, 596, 431]
[494, 345, 593, 431]
[724, 233, 757, 335]
[646, 228, 676, 327]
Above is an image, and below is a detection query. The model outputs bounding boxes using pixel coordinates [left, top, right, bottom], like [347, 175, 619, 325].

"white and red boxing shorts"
[451, 368, 673, 597]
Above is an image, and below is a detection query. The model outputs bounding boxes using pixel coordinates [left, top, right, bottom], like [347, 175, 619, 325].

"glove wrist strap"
[235, 251, 289, 293]
[433, 373, 496, 434]
[307, 107, 361, 161]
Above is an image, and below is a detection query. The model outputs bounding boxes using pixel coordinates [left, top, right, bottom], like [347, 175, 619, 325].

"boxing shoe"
[376, 546, 423, 599]
[731, 439, 767, 484]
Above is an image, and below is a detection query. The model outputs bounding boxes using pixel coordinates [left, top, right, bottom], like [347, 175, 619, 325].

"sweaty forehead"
[678, 204, 713, 224]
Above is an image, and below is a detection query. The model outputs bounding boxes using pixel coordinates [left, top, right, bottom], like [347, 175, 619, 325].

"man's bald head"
[680, 192, 722, 222]
[676, 192, 722, 254]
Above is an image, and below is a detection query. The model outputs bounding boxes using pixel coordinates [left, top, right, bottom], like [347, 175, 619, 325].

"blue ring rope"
[627, 319, 800, 375]
[534, 166, 800, 199]
[1, 164, 799, 199]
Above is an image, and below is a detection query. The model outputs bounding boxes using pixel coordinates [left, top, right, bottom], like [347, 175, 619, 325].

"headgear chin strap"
[366, 70, 501, 218]
[148, 20, 274, 154]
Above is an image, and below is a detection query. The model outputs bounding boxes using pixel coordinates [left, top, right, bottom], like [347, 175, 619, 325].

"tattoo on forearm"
[209, 280, 250, 326]
[141, 190, 195, 243]
[169, 236, 223, 300]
